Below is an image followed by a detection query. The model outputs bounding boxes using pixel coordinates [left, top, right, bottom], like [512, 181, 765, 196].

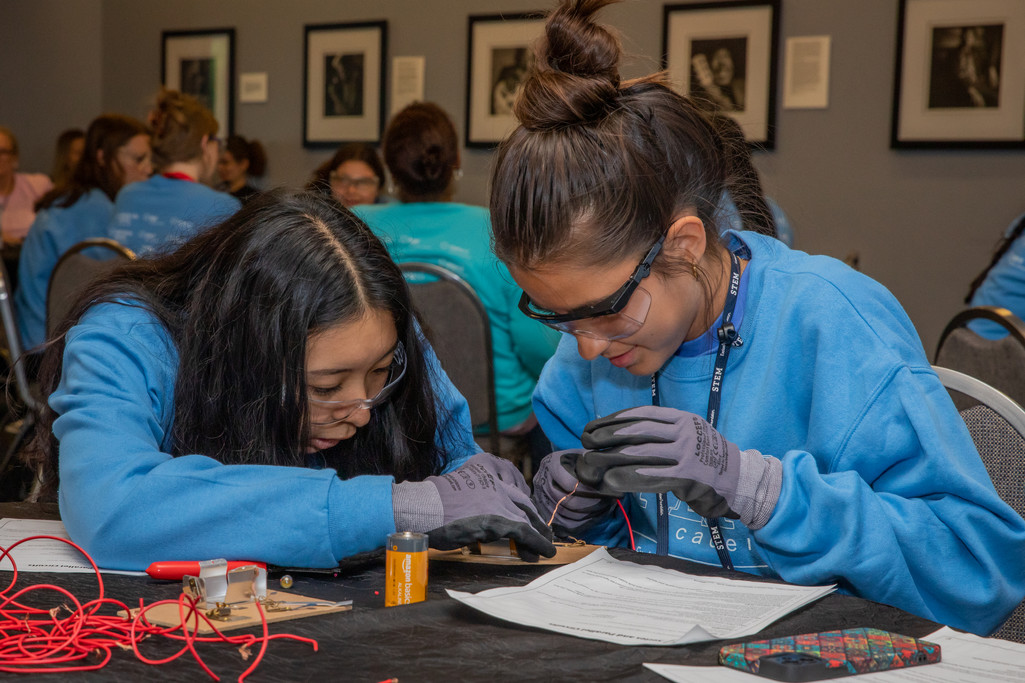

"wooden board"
[429, 541, 601, 566]
[120, 590, 351, 634]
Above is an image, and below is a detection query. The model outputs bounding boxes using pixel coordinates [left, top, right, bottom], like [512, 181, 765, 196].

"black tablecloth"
[0, 503, 939, 682]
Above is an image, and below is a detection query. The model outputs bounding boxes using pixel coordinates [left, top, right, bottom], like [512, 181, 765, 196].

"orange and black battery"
[385, 531, 428, 606]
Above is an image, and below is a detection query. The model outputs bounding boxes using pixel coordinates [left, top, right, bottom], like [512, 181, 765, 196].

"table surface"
[0, 502, 939, 682]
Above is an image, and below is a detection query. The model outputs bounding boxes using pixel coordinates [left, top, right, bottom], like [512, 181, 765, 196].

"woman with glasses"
[356, 102, 560, 471]
[16, 114, 151, 352]
[493, 0, 1025, 636]
[307, 143, 386, 208]
[29, 190, 554, 570]
[107, 89, 239, 256]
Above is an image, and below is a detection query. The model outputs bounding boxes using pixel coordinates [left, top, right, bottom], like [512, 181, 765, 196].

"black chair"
[0, 258, 43, 499]
[933, 365, 1025, 644]
[46, 238, 135, 338]
[934, 306, 1025, 410]
[399, 262, 530, 478]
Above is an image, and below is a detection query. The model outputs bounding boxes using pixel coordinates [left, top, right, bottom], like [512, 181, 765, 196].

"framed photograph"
[161, 29, 235, 137]
[466, 13, 545, 148]
[663, 1, 781, 148]
[303, 21, 387, 147]
[891, 0, 1025, 149]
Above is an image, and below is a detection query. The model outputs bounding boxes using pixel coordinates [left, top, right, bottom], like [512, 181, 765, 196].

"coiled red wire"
[0, 535, 318, 680]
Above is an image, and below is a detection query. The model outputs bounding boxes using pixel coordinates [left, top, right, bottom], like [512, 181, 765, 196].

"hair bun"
[515, 0, 622, 129]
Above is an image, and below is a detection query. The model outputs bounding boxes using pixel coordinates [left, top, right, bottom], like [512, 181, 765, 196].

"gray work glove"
[579, 406, 782, 529]
[393, 452, 556, 561]
[532, 449, 617, 538]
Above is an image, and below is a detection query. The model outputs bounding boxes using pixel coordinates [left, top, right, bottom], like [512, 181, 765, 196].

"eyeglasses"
[518, 234, 665, 341]
[308, 343, 406, 426]
[329, 172, 379, 190]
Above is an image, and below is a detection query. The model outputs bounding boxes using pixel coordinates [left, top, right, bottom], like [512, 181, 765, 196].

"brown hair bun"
[515, 0, 623, 130]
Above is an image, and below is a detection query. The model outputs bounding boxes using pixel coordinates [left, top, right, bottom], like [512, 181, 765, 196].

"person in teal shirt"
[355, 102, 559, 468]
[16, 114, 151, 350]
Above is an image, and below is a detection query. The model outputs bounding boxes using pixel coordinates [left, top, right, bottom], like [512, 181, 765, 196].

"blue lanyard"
[651, 251, 742, 570]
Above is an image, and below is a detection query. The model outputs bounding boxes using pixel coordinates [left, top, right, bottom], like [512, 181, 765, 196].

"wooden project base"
[121, 590, 351, 634]
[429, 541, 601, 566]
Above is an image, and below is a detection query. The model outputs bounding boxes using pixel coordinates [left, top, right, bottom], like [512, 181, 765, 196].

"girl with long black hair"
[29, 190, 553, 569]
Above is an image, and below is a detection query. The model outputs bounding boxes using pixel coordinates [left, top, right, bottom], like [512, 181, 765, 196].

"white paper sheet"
[0, 518, 145, 575]
[447, 547, 835, 646]
[644, 627, 1025, 682]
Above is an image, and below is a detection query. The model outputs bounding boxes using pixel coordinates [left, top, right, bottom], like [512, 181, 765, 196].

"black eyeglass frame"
[517, 233, 666, 324]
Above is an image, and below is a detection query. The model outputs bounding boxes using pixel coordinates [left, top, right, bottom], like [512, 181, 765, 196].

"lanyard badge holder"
[651, 250, 743, 570]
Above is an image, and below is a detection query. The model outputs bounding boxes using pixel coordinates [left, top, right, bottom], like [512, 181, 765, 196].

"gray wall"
[3, 0, 1023, 352]
[0, 0, 104, 173]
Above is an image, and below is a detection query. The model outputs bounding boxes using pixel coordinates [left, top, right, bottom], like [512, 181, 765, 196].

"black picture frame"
[891, 0, 1025, 149]
[161, 28, 235, 137]
[465, 12, 545, 149]
[303, 21, 388, 148]
[662, 1, 781, 149]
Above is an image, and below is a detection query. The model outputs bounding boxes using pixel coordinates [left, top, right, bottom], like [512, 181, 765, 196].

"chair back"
[46, 238, 135, 338]
[933, 365, 1025, 643]
[0, 259, 39, 414]
[935, 306, 1025, 409]
[399, 262, 499, 456]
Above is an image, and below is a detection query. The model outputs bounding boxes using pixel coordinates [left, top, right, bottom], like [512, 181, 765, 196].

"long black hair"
[30, 190, 446, 497]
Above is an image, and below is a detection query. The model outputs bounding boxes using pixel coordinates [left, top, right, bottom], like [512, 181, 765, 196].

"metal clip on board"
[181, 559, 268, 609]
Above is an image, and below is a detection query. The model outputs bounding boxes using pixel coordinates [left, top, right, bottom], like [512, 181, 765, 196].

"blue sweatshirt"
[51, 302, 479, 570]
[535, 230, 1025, 635]
[108, 175, 239, 255]
[969, 211, 1025, 338]
[16, 189, 113, 350]
[355, 202, 560, 432]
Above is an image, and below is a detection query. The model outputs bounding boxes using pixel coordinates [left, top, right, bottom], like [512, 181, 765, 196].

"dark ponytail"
[966, 214, 1025, 303]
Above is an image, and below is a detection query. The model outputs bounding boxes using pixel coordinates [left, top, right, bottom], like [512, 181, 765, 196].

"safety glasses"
[518, 234, 664, 341]
[308, 343, 406, 426]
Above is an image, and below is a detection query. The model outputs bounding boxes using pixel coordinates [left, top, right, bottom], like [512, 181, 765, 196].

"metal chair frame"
[399, 262, 501, 458]
[934, 305, 1025, 361]
[45, 238, 136, 338]
[933, 365, 1025, 643]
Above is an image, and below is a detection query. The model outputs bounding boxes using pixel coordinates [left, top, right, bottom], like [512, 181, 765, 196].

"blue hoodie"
[108, 175, 239, 255]
[535, 230, 1025, 635]
[16, 189, 114, 350]
[969, 211, 1025, 338]
[51, 302, 478, 570]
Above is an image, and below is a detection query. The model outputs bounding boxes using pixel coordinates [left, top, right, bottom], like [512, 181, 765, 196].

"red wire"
[0, 535, 318, 679]
[616, 499, 636, 551]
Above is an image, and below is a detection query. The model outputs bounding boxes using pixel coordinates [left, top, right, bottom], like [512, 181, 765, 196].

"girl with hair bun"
[216, 134, 267, 202]
[108, 89, 239, 255]
[30, 190, 554, 569]
[498, 0, 1025, 635]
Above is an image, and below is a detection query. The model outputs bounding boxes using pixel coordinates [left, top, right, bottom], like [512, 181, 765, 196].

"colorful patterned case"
[718, 628, 941, 681]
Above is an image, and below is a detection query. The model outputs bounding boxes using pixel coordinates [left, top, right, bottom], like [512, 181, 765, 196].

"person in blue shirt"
[489, 0, 1025, 636]
[28, 190, 554, 570]
[108, 89, 238, 256]
[965, 212, 1025, 337]
[355, 102, 559, 468]
[16, 114, 151, 351]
